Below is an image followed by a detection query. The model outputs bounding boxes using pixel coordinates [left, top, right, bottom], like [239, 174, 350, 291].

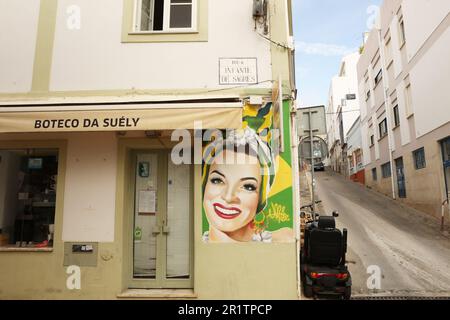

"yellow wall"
[0, 133, 298, 299]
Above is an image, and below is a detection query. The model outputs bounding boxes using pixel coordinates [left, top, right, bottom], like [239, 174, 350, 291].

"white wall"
[361, 122, 370, 166]
[403, 0, 450, 62]
[346, 119, 362, 155]
[390, 18, 402, 79]
[62, 133, 117, 242]
[410, 27, 450, 138]
[50, 0, 272, 91]
[0, 0, 40, 93]
[326, 52, 361, 149]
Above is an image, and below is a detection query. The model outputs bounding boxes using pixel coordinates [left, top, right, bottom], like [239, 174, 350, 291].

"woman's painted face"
[203, 150, 262, 232]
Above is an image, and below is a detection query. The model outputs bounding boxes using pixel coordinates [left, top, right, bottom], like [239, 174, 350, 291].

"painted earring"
[252, 212, 266, 233]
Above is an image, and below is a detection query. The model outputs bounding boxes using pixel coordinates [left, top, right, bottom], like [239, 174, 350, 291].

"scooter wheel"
[303, 284, 313, 298]
[343, 287, 351, 300]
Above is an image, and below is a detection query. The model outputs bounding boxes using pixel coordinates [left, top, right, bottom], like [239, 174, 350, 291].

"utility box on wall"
[63, 242, 98, 267]
[253, 0, 265, 18]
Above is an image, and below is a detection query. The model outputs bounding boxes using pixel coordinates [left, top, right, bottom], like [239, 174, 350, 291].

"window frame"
[404, 80, 413, 117]
[372, 167, 377, 181]
[366, 90, 371, 102]
[379, 118, 388, 139]
[399, 16, 406, 48]
[374, 69, 383, 87]
[381, 162, 392, 178]
[384, 32, 393, 66]
[122, 0, 208, 43]
[393, 104, 400, 128]
[413, 147, 426, 170]
[133, 0, 198, 34]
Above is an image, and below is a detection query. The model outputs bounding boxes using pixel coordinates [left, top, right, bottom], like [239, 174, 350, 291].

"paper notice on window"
[138, 190, 156, 214]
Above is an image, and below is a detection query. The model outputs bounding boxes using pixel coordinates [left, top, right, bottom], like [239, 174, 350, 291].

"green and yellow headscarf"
[202, 128, 275, 214]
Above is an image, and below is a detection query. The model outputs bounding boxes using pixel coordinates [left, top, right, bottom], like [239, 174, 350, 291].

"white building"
[346, 116, 364, 184]
[0, 0, 299, 299]
[326, 52, 361, 175]
[358, 0, 450, 224]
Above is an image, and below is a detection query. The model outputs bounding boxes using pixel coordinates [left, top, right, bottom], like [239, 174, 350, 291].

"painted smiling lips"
[213, 203, 242, 219]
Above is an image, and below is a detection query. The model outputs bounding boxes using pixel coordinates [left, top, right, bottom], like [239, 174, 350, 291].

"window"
[393, 105, 400, 127]
[371, 51, 381, 67]
[379, 118, 388, 138]
[399, 17, 406, 46]
[135, 0, 196, 32]
[404, 82, 413, 117]
[413, 147, 426, 170]
[372, 168, 377, 181]
[370, 135, 375, 146]
[356, 151, 362, 166]
[374, 69, 383, 86]
[381, 162, 391, 178]
[384, 35, 393, 65]
[0, 149, 59, 248]
[366, 90, 371, 102]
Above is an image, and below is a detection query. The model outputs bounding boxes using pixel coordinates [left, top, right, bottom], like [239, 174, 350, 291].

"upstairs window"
[393, 105, 400, 127]
[374, 69, 383, 87]
[384, 33, 393, 65]
[413, 147, 426, 170]
[379, 118, 388, 138]
[404, 80, 413, 117]
[399, 16, 406, 47]
[135, 0, 196, 32]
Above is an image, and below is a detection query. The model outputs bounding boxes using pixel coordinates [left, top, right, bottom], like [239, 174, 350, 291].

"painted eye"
[210, 178, 224, 185]
[242, 184, 257, 192]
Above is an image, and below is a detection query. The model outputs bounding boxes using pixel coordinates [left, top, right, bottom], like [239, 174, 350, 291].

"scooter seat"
[308, 227, 343, 266]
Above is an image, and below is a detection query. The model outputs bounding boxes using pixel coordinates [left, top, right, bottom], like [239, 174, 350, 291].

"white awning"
[0, 102, 242, 133]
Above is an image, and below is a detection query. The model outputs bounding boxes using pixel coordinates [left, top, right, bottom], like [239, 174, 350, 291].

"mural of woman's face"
[203, 150, 262, 233]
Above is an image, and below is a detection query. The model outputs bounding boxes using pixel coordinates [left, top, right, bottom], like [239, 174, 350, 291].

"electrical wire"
[257, 33, 292, 51]
[325, 109, 361, 115]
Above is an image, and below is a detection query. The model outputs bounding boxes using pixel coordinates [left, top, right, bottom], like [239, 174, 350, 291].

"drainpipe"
[442, 199, 449, 232]
[290, 107, 302, 299]
[376, 23, 396, 200]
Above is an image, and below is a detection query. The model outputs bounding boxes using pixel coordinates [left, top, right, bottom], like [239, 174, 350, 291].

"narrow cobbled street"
[313, 170, 450, 297]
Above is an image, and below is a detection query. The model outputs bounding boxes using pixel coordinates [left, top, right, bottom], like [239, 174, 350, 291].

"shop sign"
[219, 58, 258, 85]
[34, 117, 140, 130]
[0, 107, 243, 133]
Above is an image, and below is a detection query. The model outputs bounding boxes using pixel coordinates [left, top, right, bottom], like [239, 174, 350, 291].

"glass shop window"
[0, 149, 58, 248]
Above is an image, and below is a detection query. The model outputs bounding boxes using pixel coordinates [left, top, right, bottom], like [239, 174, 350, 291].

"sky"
[292, 0, 383, 108]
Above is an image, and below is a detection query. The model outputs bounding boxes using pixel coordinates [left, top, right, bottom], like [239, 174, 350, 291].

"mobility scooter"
[300, 205, 352, 299]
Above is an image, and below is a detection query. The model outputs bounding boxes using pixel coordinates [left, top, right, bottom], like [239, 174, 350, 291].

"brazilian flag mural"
[202, 101, 294, 243]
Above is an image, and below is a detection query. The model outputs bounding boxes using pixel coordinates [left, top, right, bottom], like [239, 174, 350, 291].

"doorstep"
[117, 289, 197, 299]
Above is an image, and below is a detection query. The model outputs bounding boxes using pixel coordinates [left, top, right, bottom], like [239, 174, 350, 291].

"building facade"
[358, 0, 450, 224]
[0, 0, 300, 299]
[326, 52, 361, 175]
[346, 116, 364, 184]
